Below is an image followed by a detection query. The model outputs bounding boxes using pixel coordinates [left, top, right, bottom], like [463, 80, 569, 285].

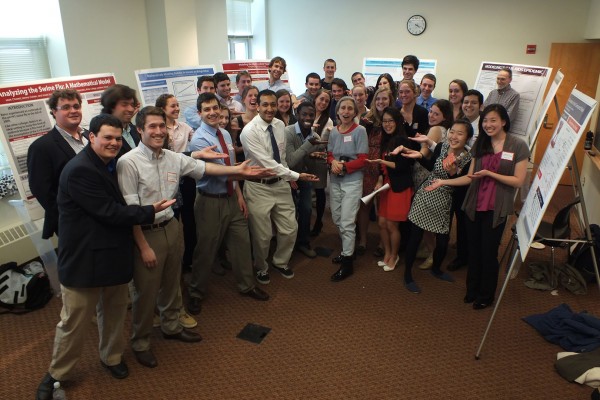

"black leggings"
[404, 223, 449, 283]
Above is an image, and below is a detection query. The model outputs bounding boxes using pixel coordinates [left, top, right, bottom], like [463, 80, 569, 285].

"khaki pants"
[48, 283, 129, 380]
[131, 218, 183, 352]
[244, 180, 297, 272]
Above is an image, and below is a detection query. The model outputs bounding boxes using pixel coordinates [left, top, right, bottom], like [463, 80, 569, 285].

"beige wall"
[267, 0, 592, 95]
[59, 0, 152, 89]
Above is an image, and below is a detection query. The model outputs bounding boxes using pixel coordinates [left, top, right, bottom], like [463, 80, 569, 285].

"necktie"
[216, 129, 234, 196]
[268, 124, 281, 163]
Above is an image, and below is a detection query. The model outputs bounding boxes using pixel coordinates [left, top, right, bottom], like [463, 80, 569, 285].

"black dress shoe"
[163, 328, 202, 343]
[242, 287, 270, 301]
[473, 301, 492, 310]
[36, 373, 57, 400]
[463, 295, 475, 304]
[332, 254, 344, 264]
[187, 297, 202, 315]
[101, 360, 129, 379]
[447, 258, 467, 272]
[134, 349, 158, 368]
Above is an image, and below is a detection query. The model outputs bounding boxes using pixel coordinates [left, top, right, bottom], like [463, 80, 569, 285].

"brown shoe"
[163, 328, 202, 343]
[133, 349, 157, 368]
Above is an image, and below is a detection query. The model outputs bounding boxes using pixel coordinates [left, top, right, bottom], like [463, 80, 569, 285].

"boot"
[331, 256, 354, 282]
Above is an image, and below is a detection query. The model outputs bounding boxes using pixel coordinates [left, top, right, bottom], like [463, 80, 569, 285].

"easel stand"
[475, 96, 600, 358]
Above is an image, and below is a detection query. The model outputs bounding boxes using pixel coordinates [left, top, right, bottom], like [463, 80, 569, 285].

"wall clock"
[407, 15, 426, 36]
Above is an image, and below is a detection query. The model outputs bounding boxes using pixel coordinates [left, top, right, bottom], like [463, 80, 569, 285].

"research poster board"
[474, 62, 551, 144]
[530, 70, 565, 149]
[221, 59, 291, 95]
[516, 88, 597, 260]
[0, 73, 116, 218]
[134, 65, 216, 117]
[362, 58, 437, 89]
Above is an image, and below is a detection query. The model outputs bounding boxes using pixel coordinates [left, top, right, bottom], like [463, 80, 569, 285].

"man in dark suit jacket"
[36, 114, 175, 400]
[100, 84, 140, 158]
[27, 89, 88, 239]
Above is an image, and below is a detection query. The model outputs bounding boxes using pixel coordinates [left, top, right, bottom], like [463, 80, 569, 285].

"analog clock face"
[407, 15, 426, 36]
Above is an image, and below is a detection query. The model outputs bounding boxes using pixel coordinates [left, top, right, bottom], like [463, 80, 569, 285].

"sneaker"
[296, 245, 317, 258]
[418, 255, 433, 270]
[256, 270, 271, 284]
[152, 313, 161, 328]
[178, 310, 198, 329]
[272, 265, 295, 279]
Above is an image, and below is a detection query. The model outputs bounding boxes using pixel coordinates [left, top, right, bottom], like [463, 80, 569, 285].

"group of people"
[28, 54, 528, 400]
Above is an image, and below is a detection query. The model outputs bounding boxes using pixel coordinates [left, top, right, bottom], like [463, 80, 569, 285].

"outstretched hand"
[153, 199, 176, 213]
[237, 160, 275, 178]
[193, 145, 228, 160]
[424, 179, 443, 192]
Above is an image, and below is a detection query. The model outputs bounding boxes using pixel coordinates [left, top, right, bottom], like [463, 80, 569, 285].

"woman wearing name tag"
[327, 96, 368, 282]
[426, 104, 529, 309]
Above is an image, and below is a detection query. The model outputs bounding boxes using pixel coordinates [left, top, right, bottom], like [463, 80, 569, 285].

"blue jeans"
[293, 180, 313, 247]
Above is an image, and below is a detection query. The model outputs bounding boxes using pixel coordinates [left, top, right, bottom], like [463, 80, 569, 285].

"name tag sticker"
[227, 143, 234, 151]
[501, 151, 514, 161]
[343, 135, 353, 143]
[167, 172, 178, 182]
[412, 123, 418, 130]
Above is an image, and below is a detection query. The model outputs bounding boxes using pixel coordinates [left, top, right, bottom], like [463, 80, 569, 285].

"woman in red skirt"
[367, 107, 414, 271]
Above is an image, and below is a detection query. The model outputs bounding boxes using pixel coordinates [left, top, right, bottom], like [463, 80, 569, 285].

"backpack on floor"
[0, 261, 53, 314]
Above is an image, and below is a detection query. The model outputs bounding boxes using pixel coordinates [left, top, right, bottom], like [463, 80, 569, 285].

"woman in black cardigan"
[367, 107, 414, 271]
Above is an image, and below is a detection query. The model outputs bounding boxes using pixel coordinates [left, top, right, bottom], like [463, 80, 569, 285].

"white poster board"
[516, 88, 597, 260]
[0, 73, 116, 218]
[134, 65, 216, 114]
[362, 58, 437, 89]
[474, 62, 551, 145]
[221, 59, 291, 95]
[530, 70, 565, 149]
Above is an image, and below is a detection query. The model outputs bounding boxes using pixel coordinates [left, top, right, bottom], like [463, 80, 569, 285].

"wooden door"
[534, 43, 600, 185]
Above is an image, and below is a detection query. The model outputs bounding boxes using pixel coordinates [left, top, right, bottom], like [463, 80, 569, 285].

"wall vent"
[0, 224, 28, 247]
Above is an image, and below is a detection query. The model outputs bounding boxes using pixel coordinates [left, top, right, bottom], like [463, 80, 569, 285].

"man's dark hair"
[269, 56, 287, 72]
[331, 78, 349, 92]
[305, 72, 320, 84]
[463, 89, 484, 105]
[296, 101, 315, 116]
[196, 92, 219, 111]
[236, 71, 251, 84]
[135, 106, 166, 130]
[323, 58, 336, 67]
[89, 113, 122, 135]
[351, 72, 365, 80]
[47, 89, 82, 119]
[421, 73, 437, 86]
[100, 84, 137, 114]
[402, 55, 420, 71]
[197, 75, 214, 89]
[257, 89, 276, 104]
[213, 72, 231, 85]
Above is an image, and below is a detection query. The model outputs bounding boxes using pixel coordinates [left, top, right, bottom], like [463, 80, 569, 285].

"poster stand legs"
[475, 233, 520, 360]
[475, 152, 600, 359]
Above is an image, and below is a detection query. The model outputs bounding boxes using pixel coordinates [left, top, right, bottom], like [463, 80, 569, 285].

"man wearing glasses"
[27, 89, 87, 240]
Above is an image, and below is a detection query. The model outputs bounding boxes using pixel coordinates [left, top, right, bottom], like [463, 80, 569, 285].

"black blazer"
[57, 146, 154, 288]
[27, 127, 77, 239]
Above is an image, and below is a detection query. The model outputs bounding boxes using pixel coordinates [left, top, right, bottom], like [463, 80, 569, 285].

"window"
[0, 37, 51, 85]
[226, 0, 253, 60]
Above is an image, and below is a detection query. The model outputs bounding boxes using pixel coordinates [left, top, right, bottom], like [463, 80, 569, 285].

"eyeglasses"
[382, 119, 395, 124]
[56, 104, 81, 111]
